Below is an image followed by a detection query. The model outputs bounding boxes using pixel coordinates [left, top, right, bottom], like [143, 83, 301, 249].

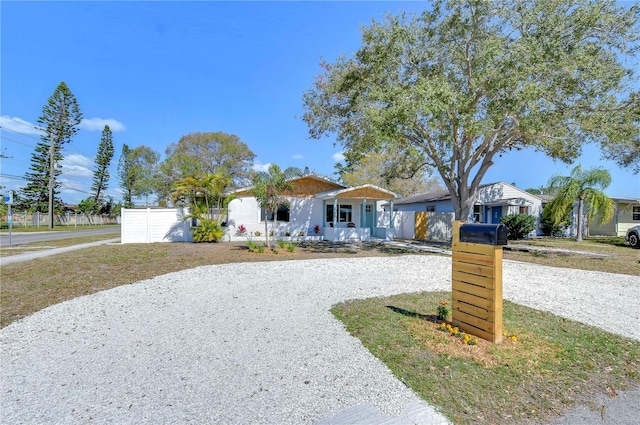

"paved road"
[0, 227, 120, 247]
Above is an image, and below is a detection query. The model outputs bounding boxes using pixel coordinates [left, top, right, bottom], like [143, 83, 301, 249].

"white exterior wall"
[393, 210, 416, 239]
[121, 208, 192, 243]
[227, 196, 325, 237]
[476, 183, 543, 236]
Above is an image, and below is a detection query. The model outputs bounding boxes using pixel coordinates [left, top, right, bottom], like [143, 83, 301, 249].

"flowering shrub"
[438, 322, 478, 345]
[437, 300, 450, 320]
[237, 224, 247, 235]
[313, 224, 321, 234]
[503, 331, 518, 342]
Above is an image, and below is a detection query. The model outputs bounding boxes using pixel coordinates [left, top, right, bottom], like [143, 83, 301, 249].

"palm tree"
[547, 165, 615, 242]
[251, 165, 302, 248]
[172, 172, 230, 221]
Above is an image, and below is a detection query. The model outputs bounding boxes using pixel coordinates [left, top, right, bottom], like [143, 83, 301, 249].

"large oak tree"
[303, 0, 639, 220]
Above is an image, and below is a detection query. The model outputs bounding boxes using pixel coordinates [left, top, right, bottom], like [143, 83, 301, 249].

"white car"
[626, 225, 640, 248]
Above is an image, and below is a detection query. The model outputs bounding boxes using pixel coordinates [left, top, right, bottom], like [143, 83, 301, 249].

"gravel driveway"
[1, 256, 638, 424]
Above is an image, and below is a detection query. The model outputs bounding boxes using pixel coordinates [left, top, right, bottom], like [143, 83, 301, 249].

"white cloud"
[332, 151, 345, 163]
[0, 116, 45, 135]
[291, 154, 304, 160]
[252, 162, 271, 172]
[61, 153, 94, 178]
[79, 118, 126, 132]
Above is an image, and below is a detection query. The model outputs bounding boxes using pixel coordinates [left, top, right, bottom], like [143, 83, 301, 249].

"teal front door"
[364, 204, 374, 233]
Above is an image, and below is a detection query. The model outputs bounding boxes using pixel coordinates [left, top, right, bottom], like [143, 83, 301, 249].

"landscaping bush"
[191, 218, 225, 242]
[500, 214, 536, 240]
[541, 203, 570, 236]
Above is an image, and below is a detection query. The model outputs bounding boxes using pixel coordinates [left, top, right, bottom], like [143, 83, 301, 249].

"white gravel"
[1, 255, 639, 424]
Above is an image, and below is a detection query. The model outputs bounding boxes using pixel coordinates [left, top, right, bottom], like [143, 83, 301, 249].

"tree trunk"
[264, 215, 269, 249]
[576, 198, 584, 242]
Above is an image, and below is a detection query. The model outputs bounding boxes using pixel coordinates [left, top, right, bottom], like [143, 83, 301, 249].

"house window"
[473, 205, 482, 223]
[365, 205, 372, 213]
[326, 204, 353, 222]
[426, 205, 435, 212]
[261, 204, 290, 222]
[633, 206, 640, 221]
[519, 206, 529, 214]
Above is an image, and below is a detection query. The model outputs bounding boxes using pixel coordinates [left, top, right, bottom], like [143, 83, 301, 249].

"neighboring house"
[227, 174, 398, 242]
[387, 182, 544, 240]
[588, 197, 640, 237]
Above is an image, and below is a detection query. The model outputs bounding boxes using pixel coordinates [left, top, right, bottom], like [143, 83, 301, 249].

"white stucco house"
[387, 182, 544, 240]
[226, 174, 398, 242]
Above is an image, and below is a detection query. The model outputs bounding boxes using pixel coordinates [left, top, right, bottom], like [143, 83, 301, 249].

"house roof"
[612, 197, 640, 203]
[315, 184, 398, 200]
[390, 182, 543, 206]
[392, 189, 452, 205]
[232, 173, 345, 197]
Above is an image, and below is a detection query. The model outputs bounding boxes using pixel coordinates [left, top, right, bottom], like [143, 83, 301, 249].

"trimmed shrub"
[500, 214, 536, 240]
[192, 218, 225, 243]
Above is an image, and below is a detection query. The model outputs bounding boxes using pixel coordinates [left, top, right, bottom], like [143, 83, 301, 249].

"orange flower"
[439, 301, 449, 306]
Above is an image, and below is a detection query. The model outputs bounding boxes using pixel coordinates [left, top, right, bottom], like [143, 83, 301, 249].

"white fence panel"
[121, 208, 192, 244]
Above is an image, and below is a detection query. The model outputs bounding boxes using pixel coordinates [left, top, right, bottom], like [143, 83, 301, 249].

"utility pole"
[48, 130, 55, 229]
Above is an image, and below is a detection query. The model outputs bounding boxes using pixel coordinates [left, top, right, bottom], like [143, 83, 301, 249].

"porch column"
[389, 200, 394, 229]
[361, 198, 366, 227]
[322, 200, 326, 224]
[333, 198, 338, 223]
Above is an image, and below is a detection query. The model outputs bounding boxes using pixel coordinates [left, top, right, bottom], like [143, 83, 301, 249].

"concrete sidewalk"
[0, 238, 120, 266]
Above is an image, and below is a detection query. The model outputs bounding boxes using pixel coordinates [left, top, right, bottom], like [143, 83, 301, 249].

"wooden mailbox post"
[451, 221, 507, 343]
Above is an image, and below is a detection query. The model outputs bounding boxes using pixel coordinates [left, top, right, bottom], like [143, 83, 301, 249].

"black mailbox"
[459, 223, 508, 246]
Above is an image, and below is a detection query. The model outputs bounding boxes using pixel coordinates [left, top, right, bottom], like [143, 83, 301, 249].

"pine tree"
[118, 144, 134, 208]
[20, 82, 82, 222]
[90, 125, 115, 212]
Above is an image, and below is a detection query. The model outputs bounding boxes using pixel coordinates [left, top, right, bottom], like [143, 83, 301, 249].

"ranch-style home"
[226, 174, 398, 242]
[387, 182, 544, 240]
[588, 197, 640, 237]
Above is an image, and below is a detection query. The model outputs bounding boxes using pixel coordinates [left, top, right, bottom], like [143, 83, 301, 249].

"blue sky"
[1, 1, 638, 206]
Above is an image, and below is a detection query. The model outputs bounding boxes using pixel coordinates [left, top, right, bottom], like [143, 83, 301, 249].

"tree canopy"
[117, 144, 160, 207]
[339, 149, 443, 196]
[303, 0, 640, 219]
[157, 132, 255, 203]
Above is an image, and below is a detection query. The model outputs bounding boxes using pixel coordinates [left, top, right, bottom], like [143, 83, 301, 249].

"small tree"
[172, 172, 230, 219]
[500, 214, 536, 240]
[251, 165, 302, 249]
[547, 165, 615, 242]
[540, 203, 570, 236]
[117, 145, 160, 206]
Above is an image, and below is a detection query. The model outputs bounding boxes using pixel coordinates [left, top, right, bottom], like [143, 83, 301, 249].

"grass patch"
[331, 291, 640, 425]
[502, 237, 639, 276]
[0, 234, 119, 257]
[406, 236, 638, 276]
[0, 224, 120, 232]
